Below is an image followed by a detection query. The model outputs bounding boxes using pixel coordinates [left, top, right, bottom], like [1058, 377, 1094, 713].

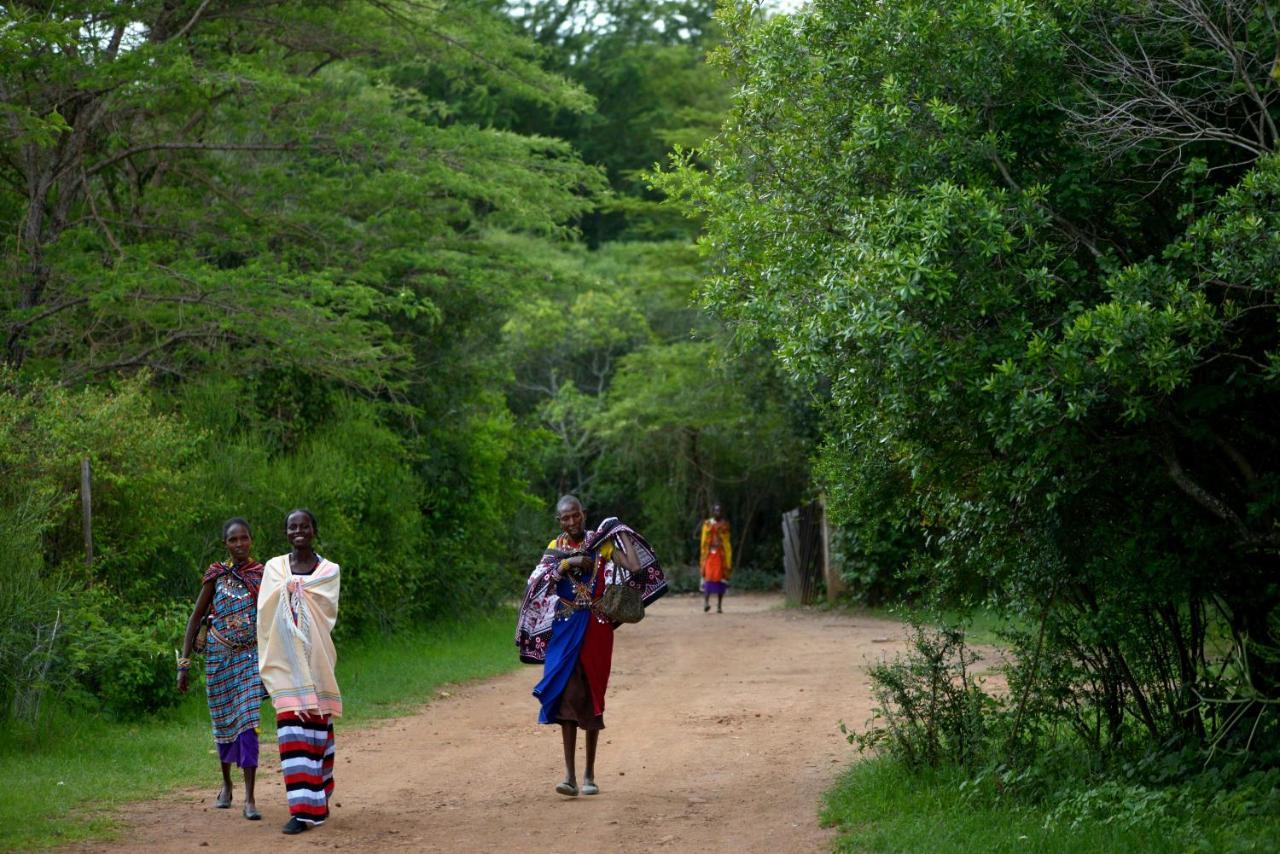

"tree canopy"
[0, 0, 808, 722]
[658, 0, 1280, 752]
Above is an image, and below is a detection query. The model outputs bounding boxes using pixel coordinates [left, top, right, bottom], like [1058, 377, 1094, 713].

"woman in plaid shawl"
[178, 517, 266, 821]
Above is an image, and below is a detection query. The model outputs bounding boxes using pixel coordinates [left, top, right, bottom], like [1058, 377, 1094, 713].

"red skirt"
[567, 615, 614, 724]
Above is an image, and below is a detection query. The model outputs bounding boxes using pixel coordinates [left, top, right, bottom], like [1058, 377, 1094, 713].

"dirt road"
[74, 593, 910, 853]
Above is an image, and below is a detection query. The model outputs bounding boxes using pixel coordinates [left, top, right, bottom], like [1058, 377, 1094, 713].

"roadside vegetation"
[657, 0, 1280, 847]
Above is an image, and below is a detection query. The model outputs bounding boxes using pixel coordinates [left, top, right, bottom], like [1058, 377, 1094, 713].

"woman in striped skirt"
[178, 518, 266, 820]
[257, 508, 342, 835]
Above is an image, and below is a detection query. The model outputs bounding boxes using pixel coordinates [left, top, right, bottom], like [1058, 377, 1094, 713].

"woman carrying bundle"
[516, 494, 667, 797]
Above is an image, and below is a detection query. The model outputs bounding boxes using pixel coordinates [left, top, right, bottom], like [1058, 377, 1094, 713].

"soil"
[69, 592, 915, 853]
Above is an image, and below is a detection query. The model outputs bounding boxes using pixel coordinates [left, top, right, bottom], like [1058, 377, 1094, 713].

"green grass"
[822, 757, 1280, 853]
[0, 609, 519, 850]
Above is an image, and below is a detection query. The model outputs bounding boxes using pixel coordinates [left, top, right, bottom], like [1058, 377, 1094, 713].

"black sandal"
[243, 804, 262, 821]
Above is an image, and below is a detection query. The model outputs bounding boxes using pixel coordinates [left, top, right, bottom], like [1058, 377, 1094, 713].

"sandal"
[555, 781, 578, 797]
[581, 780, 600, 796]
[243, 804, 262, 821]
[214, 787, 232, 809]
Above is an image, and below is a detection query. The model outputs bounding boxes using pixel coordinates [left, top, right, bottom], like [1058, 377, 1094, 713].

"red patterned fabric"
[578, 600, 615, 715]
[202, 559, 264, 599]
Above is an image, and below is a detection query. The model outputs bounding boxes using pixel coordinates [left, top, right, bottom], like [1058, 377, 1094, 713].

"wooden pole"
[821, 497, 846, 602]
[80, 457, 93, 568]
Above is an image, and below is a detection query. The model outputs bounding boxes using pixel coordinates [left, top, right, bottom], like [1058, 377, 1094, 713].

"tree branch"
[84, 142, 301, 178]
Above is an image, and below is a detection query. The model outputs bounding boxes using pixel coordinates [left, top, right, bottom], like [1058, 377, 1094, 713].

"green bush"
[0, 372, 200, 601]
[846, 623, 996, 770]
[62, 591, 189, 720]
[731, 566, 783, 591]
[0, 374, 203, 722]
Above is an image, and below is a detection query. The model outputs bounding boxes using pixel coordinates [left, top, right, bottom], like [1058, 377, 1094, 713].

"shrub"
[731, 566, 783, 591]
[61, 590, 190, 719]
[846, 623, 996, 770]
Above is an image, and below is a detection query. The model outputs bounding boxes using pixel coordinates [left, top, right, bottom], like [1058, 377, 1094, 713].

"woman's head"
[285, 508, 318, 551]
[222, 517, 253, 562]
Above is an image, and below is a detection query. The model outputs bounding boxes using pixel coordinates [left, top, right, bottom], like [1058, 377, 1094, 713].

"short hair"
[555, 494, 582, 513]
[222, 517, 252, 539]
[284, 507, 318, 535]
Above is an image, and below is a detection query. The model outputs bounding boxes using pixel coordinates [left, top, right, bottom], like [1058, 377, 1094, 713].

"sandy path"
[70, 593, 912, 853]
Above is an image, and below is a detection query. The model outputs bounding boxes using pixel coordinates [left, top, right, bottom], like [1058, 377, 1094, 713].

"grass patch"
[822, 756, 1280, 853]
[0, 609, 519, 850]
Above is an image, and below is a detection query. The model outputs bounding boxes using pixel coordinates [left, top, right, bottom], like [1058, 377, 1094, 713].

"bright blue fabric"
[532, 577, 590, 724]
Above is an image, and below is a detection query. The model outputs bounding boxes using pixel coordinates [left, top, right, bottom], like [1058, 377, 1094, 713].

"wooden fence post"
[821, 498, 846, 602]
[80, 457, 93, 568]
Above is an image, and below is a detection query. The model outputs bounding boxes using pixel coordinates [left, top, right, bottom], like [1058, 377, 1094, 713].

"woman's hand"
[177, 669, 190, 693]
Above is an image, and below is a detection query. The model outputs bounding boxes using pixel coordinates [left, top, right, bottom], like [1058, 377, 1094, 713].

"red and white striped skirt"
[276, 711, 335, 825]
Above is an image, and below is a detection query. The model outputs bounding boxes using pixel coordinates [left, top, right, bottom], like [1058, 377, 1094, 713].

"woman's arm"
[177, 579, 215, 693]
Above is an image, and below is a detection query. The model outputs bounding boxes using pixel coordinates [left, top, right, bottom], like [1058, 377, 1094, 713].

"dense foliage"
[0, 0, 810, 722]
[657, 0, 1280, 763]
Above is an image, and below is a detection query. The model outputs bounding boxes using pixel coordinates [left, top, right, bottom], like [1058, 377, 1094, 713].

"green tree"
[0, 0, 598, 386]
[505, 0, 730, 242]
[657, 0, 1280, 751]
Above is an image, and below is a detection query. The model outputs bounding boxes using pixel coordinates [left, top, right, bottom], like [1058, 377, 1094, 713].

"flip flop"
[243, 804, 262, 821]
[555, 781, 578, 797]
[215, 787, 232, 809]
[581, 781, 600, 796]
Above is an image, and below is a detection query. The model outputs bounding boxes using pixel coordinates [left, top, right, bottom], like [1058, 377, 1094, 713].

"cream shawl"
[257, 554, 342, 717]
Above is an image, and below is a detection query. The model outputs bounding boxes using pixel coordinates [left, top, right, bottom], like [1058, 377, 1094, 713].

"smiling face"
[556, 500, 586, 541]
[286, 511, 315, 551]
[224, 522, 253, 563]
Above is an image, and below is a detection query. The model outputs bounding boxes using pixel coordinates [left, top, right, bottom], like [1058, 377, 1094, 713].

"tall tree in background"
[491, 0, 811, 567]
[506, 0, 729, 242]
[1, 0, 599, 386]
[0, 0, 609, 714]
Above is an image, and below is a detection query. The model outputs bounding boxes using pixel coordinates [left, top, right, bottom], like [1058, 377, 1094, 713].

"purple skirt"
[217, 728, 259, 768]
[702, 580, 728, 595]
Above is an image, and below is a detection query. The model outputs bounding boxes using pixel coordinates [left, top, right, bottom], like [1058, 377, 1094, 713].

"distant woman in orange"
[700, 503, 732, 613]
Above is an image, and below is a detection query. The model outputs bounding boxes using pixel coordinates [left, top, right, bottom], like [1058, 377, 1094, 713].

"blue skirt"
[532, 608, 589, 724]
